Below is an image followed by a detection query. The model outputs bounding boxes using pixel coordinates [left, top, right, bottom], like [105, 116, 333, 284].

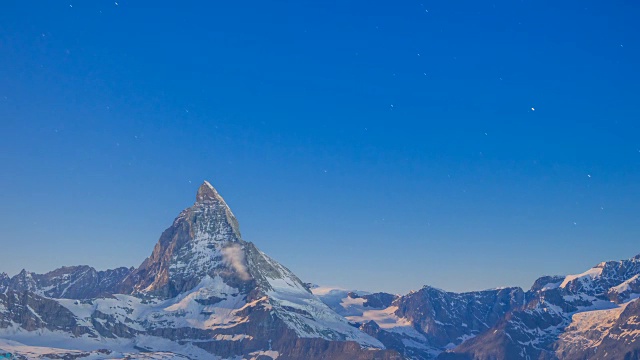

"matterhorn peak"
[194, 180, 241, 239]
[196, 180, 223, 203]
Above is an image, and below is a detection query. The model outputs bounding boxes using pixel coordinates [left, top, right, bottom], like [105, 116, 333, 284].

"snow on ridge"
[610, 274, 640, 294]
[560, 266, 604, 288]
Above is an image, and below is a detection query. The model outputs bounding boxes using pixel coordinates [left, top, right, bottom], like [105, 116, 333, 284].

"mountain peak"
[196, 180, 221, 203]
[194, 180, 240, 237]
[120, 181, 244, 297]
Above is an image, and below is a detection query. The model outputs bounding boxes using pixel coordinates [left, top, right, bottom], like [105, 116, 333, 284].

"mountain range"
[1, 181, 638, 359]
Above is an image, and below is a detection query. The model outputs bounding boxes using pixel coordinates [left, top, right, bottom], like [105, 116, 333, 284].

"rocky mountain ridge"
[0, 266, 133, 299]
[440, 254, 640, 360]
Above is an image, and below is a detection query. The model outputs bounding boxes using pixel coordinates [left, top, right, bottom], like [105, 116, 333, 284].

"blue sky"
[1, 1, 639, 293]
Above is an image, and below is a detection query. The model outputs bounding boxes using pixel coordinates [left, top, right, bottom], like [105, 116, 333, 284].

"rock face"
[0, 181, 400, 360]
[0, 273, 9, 291]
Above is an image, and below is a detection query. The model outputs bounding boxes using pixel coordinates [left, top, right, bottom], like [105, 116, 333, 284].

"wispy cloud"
[222, 244, 250, 281]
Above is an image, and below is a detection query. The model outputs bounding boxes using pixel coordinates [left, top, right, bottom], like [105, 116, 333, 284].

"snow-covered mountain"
[312, 285, 524, 359]
[0, 266, 133, 299]
[0, 182, 399, 360]
[1, 181, 638, 359]
[313, 255, 640, 360]
[439, 255, 640, 360]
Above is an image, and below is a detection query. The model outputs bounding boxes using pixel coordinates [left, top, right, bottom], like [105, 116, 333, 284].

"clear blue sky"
[1, 1, 639, 294]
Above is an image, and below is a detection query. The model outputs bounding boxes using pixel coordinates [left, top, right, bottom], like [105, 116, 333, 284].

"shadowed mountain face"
[0, 182, 638, 359]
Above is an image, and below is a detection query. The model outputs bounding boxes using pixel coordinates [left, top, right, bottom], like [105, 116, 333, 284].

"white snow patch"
[541, 281, 562, 291]
[611, 274, 639, 294]
[347, 306, 425, 340]
[249, 350, 280, 359]
[560, 266, 604, 288]
[213, 334, 253, 341]
[340, 295, 366, 308]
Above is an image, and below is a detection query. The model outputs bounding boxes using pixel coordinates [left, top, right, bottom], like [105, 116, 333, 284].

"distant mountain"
[313, 285, 524, 359]
[0, 266, 132, 299]
[0, 182, 638, 359]
[314, 255, 640, 360]
[438, 255, 640, 360]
